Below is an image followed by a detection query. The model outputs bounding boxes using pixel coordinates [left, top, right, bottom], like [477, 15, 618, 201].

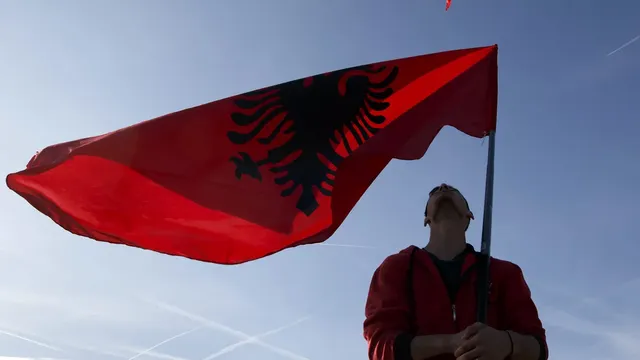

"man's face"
[424, 184, 474, 230]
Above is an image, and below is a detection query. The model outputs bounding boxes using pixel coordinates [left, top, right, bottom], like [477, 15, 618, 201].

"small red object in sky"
[446, 0, 452, 10]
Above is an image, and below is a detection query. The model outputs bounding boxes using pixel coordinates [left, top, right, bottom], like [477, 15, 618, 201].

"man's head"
[424, 183, 474, 231]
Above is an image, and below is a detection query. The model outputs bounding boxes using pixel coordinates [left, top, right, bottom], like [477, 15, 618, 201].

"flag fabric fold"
[6, 45, 498, 264]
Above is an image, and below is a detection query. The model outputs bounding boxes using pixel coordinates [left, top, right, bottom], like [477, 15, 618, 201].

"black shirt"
[426, 246, 471, 302]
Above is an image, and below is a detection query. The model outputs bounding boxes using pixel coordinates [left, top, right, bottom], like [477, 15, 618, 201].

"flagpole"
[476, 130, 496, 323]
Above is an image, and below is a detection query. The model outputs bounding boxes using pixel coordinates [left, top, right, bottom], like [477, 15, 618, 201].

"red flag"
[446, 0, 452, 10]
[6, 45, 498, 264]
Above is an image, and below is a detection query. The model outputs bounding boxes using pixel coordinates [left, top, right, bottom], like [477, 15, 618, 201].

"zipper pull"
[451, 304, 457, 323]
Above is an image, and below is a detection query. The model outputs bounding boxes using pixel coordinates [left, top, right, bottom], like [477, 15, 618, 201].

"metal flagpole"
[476, 130, 496, 323]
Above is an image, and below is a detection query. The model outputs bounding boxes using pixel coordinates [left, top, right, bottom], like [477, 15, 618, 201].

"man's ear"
[464, 211, 473, 231]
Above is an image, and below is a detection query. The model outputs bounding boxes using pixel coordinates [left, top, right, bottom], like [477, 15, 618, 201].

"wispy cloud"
[607, 34, 640, 56]
[0, 357, 68, 360]
[127, 325, 205, 360]
[201, 315, 311, 360]
[540, 277, 640, 358]
[544, 305, 640, 357]
[0, 290, 170, 331]
[148, 300, 310, 360]
[0, 329, 61, 352]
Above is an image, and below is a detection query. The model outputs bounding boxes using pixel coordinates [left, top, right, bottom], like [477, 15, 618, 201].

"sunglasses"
[428, 184, 460, 197]
[425, 184, 469, 217]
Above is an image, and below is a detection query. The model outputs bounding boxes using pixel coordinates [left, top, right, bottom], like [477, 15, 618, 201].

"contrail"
[201, 316, 311, 360]
[121, 347, 189, 360]
[315, 243, 376, 249]
[127, 325, 204, 360]
[0, 329, 61, 352]
[148, 300, 310, 360]
[607, 34, 640, 56]
[58, 342, 127, 359]
[139, 350, 189, 360]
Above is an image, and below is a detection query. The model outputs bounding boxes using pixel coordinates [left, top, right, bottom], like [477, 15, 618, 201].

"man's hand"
[410, 333, 462, 359]
[454, 322, 511, 360]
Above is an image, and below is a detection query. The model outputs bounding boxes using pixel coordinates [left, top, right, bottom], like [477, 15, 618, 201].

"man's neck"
[425, 231, 467, 261]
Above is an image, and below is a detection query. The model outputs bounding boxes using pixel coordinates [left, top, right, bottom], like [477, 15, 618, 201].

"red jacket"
[363, 245, 547, 360]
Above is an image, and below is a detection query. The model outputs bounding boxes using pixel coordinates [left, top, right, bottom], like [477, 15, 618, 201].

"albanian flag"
[6, 45, 498, 264]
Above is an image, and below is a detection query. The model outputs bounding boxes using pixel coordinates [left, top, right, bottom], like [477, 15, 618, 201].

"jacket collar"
[413, 243, 478, 274]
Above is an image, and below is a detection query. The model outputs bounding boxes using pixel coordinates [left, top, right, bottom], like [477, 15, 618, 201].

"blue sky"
[1, 0, 639, 359]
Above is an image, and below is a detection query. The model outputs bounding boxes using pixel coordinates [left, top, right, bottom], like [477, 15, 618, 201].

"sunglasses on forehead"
[428, 184, 460, 196]
[425, 184, 469, 218]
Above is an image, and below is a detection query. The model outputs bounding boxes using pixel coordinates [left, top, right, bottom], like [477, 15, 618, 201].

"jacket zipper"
[451, 265, 476, 331]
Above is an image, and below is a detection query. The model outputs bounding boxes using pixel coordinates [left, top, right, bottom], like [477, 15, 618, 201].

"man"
[363, 184, 547, 360]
